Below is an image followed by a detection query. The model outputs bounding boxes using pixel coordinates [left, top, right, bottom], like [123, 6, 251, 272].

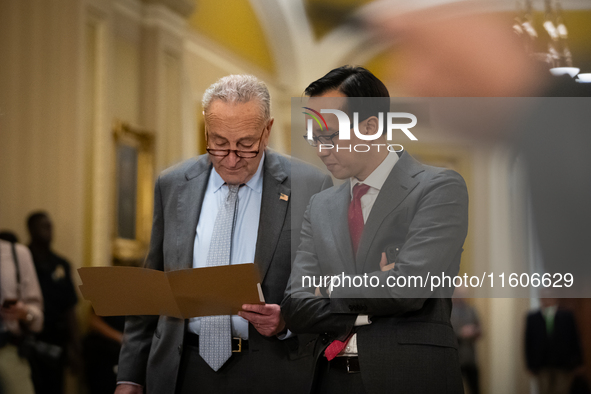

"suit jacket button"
[178, 344, 183, 354]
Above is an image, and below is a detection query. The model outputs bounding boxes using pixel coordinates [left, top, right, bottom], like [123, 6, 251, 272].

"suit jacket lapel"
[176, 155, 211, 270]
[329, 182, 357, 274]
[254, 151, 290, 283]
[356, 152, 423, 272]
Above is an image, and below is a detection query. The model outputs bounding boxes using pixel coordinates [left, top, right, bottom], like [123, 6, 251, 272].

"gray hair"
[202, 74, 271, 121]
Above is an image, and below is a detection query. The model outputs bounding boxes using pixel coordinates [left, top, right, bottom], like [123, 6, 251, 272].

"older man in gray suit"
[115, 75, 331, 394]
[282, 66, 469, 393]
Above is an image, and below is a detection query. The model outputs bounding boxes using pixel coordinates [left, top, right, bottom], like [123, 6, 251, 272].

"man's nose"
[225, 151, 240, 167]
[316, 144, 332, 158]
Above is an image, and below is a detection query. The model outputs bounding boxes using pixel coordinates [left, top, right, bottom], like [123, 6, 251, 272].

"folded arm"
[282, 170, 468, 335]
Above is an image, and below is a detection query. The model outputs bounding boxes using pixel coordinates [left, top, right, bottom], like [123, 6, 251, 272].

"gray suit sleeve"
[282, 194, 357, 340]
[117, 176, 165, 385]
[330, 169, 469, 314]
[320, 174, 332, 191]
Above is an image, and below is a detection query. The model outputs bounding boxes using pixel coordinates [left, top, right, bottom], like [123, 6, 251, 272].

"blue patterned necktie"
[199, 184, 240, 371]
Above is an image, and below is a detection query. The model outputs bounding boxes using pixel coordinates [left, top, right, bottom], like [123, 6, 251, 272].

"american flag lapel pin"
[280, 193, 289, 201]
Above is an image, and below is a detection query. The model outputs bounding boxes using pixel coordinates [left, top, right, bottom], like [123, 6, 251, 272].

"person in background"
[26, 212, 80, 394]
[451, 286, 482, 394]
[0, 237, 44, 394]
[525, 293, 584, 394]
[83, 310, 125, 394]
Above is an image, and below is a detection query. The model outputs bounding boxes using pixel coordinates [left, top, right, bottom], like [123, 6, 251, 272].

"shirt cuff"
[276, 329, 294, 340]
[117, 382, 143, 387]
[354, 315, 371, 326]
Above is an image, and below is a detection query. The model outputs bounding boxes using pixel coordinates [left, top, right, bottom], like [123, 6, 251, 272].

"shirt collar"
[350, 151, 399, 196]
[210, 152, 265, 194]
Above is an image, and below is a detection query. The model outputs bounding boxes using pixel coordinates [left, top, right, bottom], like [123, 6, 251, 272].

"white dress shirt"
[349, 150, 399, 221]
[0, 240, 44, 335]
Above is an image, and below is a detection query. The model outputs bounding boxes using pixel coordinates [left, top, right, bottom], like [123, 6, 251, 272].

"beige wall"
[0, 0, 86, 265]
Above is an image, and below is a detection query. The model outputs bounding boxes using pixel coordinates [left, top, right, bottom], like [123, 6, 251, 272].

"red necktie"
[324, 333, 354, 361]
[324, 184, 371, 361]
[348, 183, 370, 256]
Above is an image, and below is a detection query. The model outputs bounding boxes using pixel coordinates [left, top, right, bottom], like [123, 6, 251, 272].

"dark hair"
[304, 66, 390, 124]
[305, 65, 390, 98]
[26, 211, 49, 231]
[0, 231, 19, 243]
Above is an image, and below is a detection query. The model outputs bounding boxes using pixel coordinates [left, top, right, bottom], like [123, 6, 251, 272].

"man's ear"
[363, 116, 380, 135]
[266, 118, 275, 135]
[262, 118, 274, 148]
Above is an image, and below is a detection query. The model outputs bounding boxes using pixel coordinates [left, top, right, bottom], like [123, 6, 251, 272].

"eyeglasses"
[206, 128, 265, 158]
[303, 130, 340, 148]
[303, 121, 360, 147]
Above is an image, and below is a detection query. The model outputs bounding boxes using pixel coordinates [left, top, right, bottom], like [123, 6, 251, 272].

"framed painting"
[112, 120, 155, 265]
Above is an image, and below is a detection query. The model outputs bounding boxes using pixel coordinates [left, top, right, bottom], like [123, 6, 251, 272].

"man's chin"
[219, 171, 247, 185]
[325, 167, 349, 180]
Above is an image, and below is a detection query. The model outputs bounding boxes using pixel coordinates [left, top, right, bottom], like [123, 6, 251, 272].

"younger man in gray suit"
[282, 66, 469, 393]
